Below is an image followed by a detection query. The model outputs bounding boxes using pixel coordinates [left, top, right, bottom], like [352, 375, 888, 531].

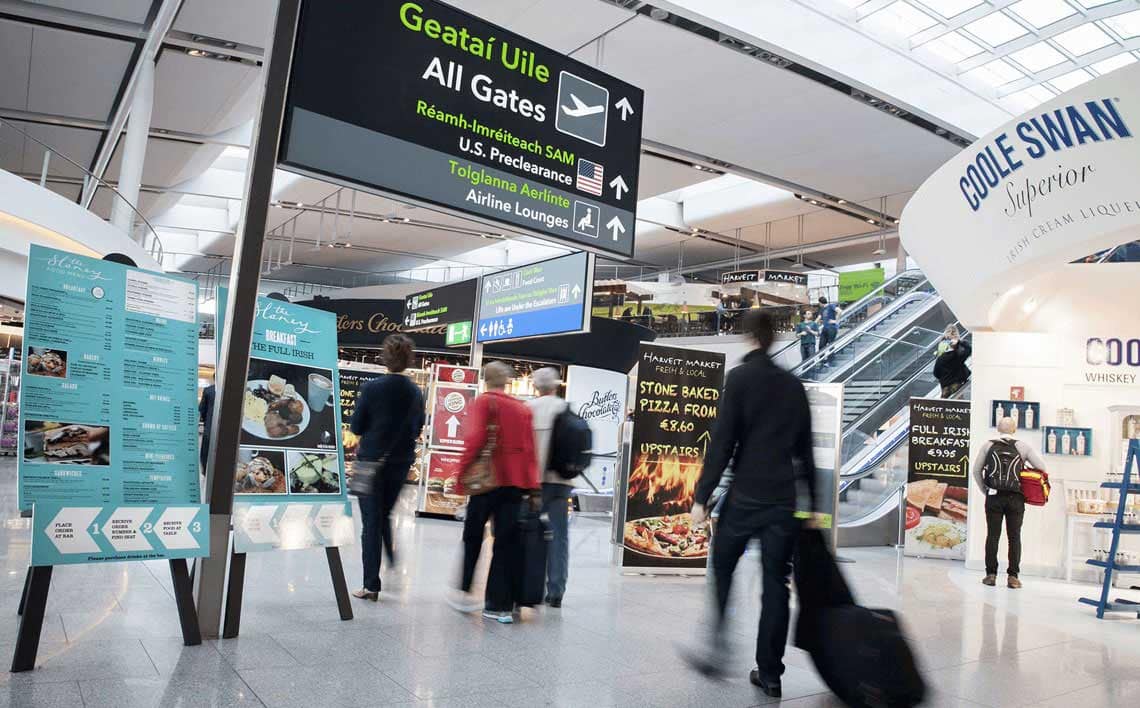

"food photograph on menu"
[23, 420, 111, 466]
[242, 358, 338, 451]
[25, 347, 67, 378]
[287, 451, 342, 494]
[234, 448, 288, 494]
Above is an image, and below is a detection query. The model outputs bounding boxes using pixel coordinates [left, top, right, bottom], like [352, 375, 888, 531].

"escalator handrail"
[796, 290, 941, 380]
[771, 268, 927, 362]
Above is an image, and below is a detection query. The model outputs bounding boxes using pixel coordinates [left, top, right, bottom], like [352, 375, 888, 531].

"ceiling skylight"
[827, 0, 1140, 116]
[1008, 0, 1077, 29]
[965, 12, 1029, 46]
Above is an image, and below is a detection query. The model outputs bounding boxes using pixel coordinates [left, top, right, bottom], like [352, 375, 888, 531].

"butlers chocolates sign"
[299, 298, 448, 349]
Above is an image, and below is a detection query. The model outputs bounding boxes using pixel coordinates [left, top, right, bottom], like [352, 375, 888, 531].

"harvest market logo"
[957, 98, 1132, 216]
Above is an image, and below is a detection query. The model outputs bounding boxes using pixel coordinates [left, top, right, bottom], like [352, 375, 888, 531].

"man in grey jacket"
[972, 416, 1046, 589]
[527, 367, 572, 608]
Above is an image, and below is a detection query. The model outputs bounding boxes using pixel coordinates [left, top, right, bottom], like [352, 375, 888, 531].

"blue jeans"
[799, 340, 816, 362]
[358, 458, 409, 592]
[542, 483, 573, 601]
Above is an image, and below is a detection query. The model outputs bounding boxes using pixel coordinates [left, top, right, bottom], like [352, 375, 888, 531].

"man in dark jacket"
[933, 326, 971, 397]
[198, 374, 215, 475]
[684, 310, 818, 698]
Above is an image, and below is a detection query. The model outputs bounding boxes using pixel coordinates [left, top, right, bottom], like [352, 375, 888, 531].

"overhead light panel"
[1009, 41, 1069, 72]
[964, 12, 1029, 47]
[1008, 0, 1076, 30]
[915, 0, 985, 20]
[1103, 10, 1140, 40]
[1090, 53, 1137, 75]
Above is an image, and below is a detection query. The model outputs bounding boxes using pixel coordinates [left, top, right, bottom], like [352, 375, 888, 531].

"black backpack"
[982, 438, 1024, 493]
[548, 405, 592, 480]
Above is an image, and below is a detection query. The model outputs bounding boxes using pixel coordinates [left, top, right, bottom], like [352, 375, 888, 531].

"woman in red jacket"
[449, 361, 539, 624]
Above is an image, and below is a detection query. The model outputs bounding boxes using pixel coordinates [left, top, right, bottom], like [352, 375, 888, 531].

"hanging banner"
[19, 245, 207, 565]
[402, 278, 478, 338]
[217, 290, 353, 553]
[623, 343, 725, 570]
[565, 364, 626, 457]
[476, 251, 591, 343]
[905, 397, 971, 559]
[435, 363, 479, 387]
[838, 268, 885, 302]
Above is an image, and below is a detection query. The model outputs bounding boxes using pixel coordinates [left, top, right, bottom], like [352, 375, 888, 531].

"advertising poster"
[422, 450, 465, 516]
[338, 364, 384, 463]
[435, 364, 479, 387]
[217, 290, 353, 552]
[804, 383, 844, 549]
[428, 384, 476, 450]
[906, 397, 971, 559]
[566, 364, 626, 457]
[623, 343, 725, 570]
[19, 245, 207, 565]
[838, 267, 885, 302]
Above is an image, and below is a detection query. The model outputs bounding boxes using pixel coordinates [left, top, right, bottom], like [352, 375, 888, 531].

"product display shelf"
[1079, 439, 1140, 619]
[0, 348, 19, 455]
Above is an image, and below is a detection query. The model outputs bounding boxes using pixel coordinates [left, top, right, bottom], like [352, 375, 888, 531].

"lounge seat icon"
[577, 208, 594, 231]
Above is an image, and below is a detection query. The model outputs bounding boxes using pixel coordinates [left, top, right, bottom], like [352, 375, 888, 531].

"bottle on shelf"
[1076, 431, 1087, 456]
[1025, 406, 1035, 429]
[1047, 429, 1058, 454]
[1011, 405, 1020, 427]
[1061, 431, 1072, 455]
[994, 401, 1004, 424]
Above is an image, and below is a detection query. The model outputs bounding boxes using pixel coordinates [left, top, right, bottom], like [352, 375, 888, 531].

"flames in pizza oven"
[627, 452, 702, 514]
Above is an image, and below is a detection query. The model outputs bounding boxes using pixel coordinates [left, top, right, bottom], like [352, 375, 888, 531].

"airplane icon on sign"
[561, 94, 604, 118]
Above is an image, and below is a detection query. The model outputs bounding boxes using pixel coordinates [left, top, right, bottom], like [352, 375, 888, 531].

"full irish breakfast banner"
[906, 397, 971, 559]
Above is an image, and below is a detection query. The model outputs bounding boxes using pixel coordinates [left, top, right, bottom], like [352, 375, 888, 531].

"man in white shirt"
[527, 367, 572, 607]
[972, 416, 1046, 589]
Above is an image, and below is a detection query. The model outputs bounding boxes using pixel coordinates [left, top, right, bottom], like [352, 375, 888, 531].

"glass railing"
[775, 269, 932, 370]
[0, 119, 164, 265]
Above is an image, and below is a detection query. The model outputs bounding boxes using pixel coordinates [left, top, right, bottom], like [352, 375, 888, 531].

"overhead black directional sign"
[402, 278, 477, 330]
[278, 0, 644, 258]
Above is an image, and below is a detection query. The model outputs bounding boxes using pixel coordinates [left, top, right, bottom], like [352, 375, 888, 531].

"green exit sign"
[446, 321, 472, 347]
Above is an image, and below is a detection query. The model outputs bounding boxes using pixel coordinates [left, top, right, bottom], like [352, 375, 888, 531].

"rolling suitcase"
[517, 504, 549, 607]
[794, 530, 926, 708]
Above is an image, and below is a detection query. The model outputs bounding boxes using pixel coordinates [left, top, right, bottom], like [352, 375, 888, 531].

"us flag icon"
[576, 159, 604, 196]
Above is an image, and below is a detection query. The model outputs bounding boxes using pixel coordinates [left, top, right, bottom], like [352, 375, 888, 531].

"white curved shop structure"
[902, 63, 1140, 579]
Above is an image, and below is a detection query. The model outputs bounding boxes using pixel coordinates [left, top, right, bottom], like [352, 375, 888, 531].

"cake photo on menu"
[25, 347, 68, 378]
[23, 420, 111, 465]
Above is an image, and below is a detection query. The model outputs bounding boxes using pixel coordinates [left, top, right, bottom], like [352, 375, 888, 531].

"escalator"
[770, 271, 967, 532]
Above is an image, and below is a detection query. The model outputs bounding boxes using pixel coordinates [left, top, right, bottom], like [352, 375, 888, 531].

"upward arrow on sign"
[609, 175, 629, 200]
[445, 415, 461, 438]
[571, 284, 582, 299]
[615, 97, 635, 121]
[606, 216, 626, 241]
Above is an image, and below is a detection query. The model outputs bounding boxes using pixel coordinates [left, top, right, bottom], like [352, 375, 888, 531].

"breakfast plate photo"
[242, 377, 311, 441]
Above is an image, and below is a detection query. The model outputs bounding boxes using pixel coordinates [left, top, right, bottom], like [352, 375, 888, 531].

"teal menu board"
[216, 290, 353, 552]
[20, 245, 208, 565]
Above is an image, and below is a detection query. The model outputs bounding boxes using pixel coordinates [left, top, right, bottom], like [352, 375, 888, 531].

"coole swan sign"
[901, 64, 1140, 329]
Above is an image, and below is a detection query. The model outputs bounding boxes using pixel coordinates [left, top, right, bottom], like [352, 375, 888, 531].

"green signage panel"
[446, 321, 472, 347]
[838, 268, 885, 302]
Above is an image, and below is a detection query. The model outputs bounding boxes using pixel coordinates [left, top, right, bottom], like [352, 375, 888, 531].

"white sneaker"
[446, 589, 481, 614]
[482, 610, 514, 624]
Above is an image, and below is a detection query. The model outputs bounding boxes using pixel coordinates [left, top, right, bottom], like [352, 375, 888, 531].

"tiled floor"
[0, 458, 1137, 707]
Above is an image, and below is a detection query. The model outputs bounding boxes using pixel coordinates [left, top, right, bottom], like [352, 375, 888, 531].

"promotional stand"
[1079, 439, 1140, 619]
[13, 245, 210, 671]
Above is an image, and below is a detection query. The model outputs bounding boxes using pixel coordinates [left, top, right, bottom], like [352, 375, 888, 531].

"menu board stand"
[12, 557, 202, 672]
[221, 543, 352, 639]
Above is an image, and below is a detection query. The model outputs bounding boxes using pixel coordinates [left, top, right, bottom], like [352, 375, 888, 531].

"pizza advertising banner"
[906, 397, 971, 559]
[623, 343, 725, 570]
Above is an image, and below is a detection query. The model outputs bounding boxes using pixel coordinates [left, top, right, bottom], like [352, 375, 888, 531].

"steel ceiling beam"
[0, 108, 251, 146]
[0, 0, 146, 40]
[81, 0, 183, 208]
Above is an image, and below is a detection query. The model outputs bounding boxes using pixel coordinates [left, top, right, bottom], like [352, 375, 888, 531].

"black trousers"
[461, 486, 524, 612]
[712, 499, 800, 681]
[358, 459, 409, 592]
[818, 327, 837, 358]
[984, 491, 1025, 577]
